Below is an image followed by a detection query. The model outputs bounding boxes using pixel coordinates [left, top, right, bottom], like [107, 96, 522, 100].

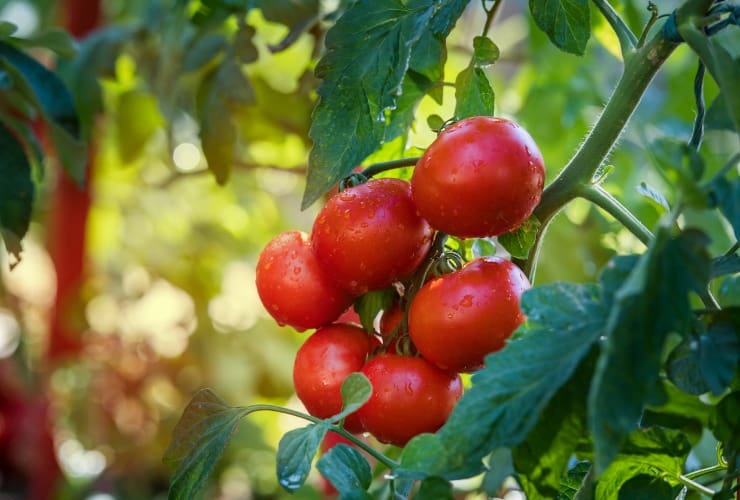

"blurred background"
[0, 0, 735, 498]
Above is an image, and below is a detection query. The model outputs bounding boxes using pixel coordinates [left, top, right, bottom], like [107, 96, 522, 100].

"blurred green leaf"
[473, 36, 499, 66]
[427, 114, 445, 131]
[615, 474, 679, 499]
[529, 0, 590, 55]
[316, 444, 372, 494]
[709, 176, 739, 241]
[433, 282, 606, 476]
[182, 33, 227, 72]
[353, 288, 395, 334]
[276, 421, 330, 491]
[0, 21, 17, 38]
[709, 391, 740, 454]
[416, 476, 453, 500]
[649, 138, 707, 207]
[334, 372, 372, 422]
[256, 0, 319, 32]
[498, 216, 541, 259]
[705, 92, 736, 131]
[116, 89, 164, 164]
[164, 389, 248, 500]
[398, 433, 459, 479]
[636, 182, 670, 213]
[589, 228, 712, 472]
[0, 123, 34, 264]
[11, 29, 77, 59]
[712, 254, 740, 279]
[718, 274, 740, 306]
[233, 24, 258, 63]
[481, 448, 515, 496]
[454, 66, 494, 119]
[304, 0, 470, 208]
[471, 238, 496, 258]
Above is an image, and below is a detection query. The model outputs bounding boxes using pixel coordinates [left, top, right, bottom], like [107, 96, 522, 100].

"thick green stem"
[579, 185, 653, 245]
[361, 157, 420, 178]
[592, 0, 638, 57]
[677, 474, 716, 496]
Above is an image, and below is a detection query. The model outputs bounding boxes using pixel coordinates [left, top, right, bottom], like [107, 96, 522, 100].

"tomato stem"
[593, 0, 638, 57]
[360, 157, 420, 178]
[677, 474, 716, 496]
[578, 185, 652, 246]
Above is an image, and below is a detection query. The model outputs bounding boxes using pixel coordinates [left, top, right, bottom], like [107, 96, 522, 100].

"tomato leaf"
[454, 66, 494, 119]
[498, 216, 541, 259]
[709, 176, 739, 241]
[473, 36, 499, 66]
[276, 421, 330, 491]
[0, 123, 34, 265]
[636, 182, 670, 213]
[163, 389, 248, 500]
[480, 449, 515, 496]
[0, 41, 86, 184]
[333, 372, 372, 423]
[432, 282, 607, 476]
[710, 391, 740, 454]
[115, 89, 164, 164]
[589, 228, 712, 473]
[712, 254, 740, 280]
[529, 0, 590, 56]
[316, 444, 372, 494]
[471, 238, 496, 259]
[9, 29, 77, 59]
[303, 0, 470, 208]
[415, 476, 453, 500]
[557, 461, 591, 500]
[182, 34, 227, 72]
[353, 288, 396, 334]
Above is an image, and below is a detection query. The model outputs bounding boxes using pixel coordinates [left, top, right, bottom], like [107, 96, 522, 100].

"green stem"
[685, 463, 727, 480]
[361, 157, 420, 178]
[579, 185, 653, 245]
[241, 404, 400, 469]
[481, 0, 504, 37]
[677, 474, 716, 496]
[592, 0, 638, 57]
[637, 2, 660, 48]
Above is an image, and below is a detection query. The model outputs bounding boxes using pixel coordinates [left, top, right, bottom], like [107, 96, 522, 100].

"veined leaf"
[276, 421, 330, 491]
[589, 228, 712, 472]
[454, 66, 494, 119]
[164, 389, 249, 500]
[415, 476, 453, 499]
[316, 444, 372, 495]
[529, 0, 590, 55]
[334, 372, 372, 423]
[498, 216, 541, 259]
[0, 123, 34, 264]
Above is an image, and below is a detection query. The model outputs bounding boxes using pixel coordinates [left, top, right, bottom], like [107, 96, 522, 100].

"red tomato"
[293, 324, 377, 432]
[357, 354, 462, 447]
[411, 116, 545, 237]
[256, 231, 353, 331]
[408, 257, 530, 372]
[311, 179, 434, 295]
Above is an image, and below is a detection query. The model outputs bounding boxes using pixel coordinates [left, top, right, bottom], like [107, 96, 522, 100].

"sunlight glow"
[0, 310, 20, 358]
[58, 439, 107, 479]
[173, 142, 202, 172]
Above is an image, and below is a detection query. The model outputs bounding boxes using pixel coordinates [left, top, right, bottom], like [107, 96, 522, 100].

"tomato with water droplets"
[408, 257, 530, 372]
[411, 116, 545, 238]
[311, 178, 433, 295]
[293, 324, 378, 433]
[256, 231, 353, 331]
[357, 354, 462, 447]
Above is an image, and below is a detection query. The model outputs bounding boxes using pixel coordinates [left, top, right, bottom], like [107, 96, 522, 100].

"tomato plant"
[408, 257, 530, 372]
[411, 116, 545, 238]
[256, 231, 353, 330]
[311, 178, 434, 295]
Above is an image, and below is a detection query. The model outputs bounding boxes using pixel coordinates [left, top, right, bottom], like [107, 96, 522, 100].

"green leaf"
[636, 182, 670, 213]
[709, 176, 739, 241]
[434, 282, 606, 476]
[709, 391, 740, 454]
[316, 444, 372, 494]
[398, 433, 462, 479]
[276, 421, 330, 491]
[718, 274, 740, 307]
[529, 0, 590, 55]
[0, 41, 86, 184]
[593, 428, 691, 499]
[303, 0, 470, 208]
[705, 92, 736, 131]
[649, 138, 706, 207]
[353, 288, 396, 334]
[498, 216, 541, 259]
[589, 228, 712, 472]
[711, 254, 740, 279]
[11, 29, 77, 59]
[256, 0, 319, 32]
[616, 474, 679, 499]
[0, 123, 34, 264]
[666, 336, 710, 395]
[680, 25, 740, 134]
[454, 66, 494, 119]
[0, 21, 17, 38]
[481, 448, 515, 496]
[471, 238, 496, 258]
[473, 36, 499, 66]
[556, 461, 591, 500]
[115, 89, 164, 164]
[333, 373, 372, 423]
[182, 33, 227, 72]
[163, 389, 248, 500]
[427, 114, 445, 131]
[415, 476, 453, 500]
[197, 60, 255, 184]
[233, 24, 258, 63]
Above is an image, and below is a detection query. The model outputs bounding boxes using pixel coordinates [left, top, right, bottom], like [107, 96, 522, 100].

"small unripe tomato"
[256, 231, 353, 331]
[357, 354, 462, 447]
[311, 178, 433, 295]
[293, 324, 378, 432]
[411, 116, 545, 237]
[408, 257, 530, 372]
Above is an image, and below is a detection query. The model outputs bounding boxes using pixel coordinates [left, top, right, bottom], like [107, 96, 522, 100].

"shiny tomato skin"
[293, 324, 377, 432]
[256, 231, 353, 331]
[408, 257, 530, 372]
[357, 354, 463, 447]
[411, 116, 545, 238]
[311, 179, 434, 295]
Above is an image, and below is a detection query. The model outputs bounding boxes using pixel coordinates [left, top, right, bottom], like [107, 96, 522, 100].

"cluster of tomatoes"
[255, 116, 545, 449]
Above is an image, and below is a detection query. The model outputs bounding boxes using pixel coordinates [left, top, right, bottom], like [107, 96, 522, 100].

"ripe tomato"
[357, 354, 462, 446]
[256, 231, 353, 331]
[293, 324, 377, 432]
[408, 257, 530, 372]
[411, 116, 545, 238]
[311, 178, 433, 295]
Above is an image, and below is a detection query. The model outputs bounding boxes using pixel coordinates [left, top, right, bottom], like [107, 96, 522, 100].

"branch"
[592, 0, 638, 57]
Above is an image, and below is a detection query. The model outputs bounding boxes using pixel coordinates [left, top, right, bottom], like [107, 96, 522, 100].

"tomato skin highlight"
[256, 231, 353, 331]
[411, 116, 545, 238]
[408, 257, 530, 372]
[293, 324, 377, 433]
[311, 178, 434, 295]
[357, 354, 463, 447]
